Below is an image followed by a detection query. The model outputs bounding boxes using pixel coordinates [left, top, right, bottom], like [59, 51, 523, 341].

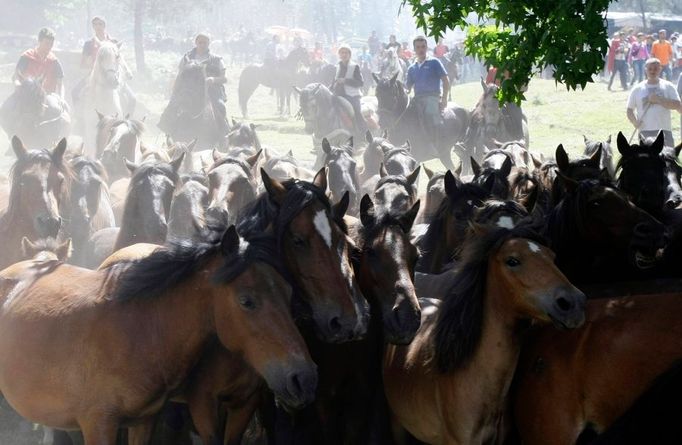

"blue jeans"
[632, 59, 645, 84]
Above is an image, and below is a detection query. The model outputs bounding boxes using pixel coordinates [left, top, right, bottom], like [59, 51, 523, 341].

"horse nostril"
[556, 297, 573, 312]
[287, 372, 304, 398]
[328, 316, 342, 335]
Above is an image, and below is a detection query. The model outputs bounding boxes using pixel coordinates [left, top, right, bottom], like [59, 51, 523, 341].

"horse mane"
[357, 207, 415, 250]
[483, 149, 514, 165]
[432, 221, 546, 373]
[0, 149, 73, 232]
[236, 178, 333, 243]
[474, 199, 528, 225]
[545, 179, 603, 252]
[119, 161, 179, 224]
[97, 117, 145, 137]
[111, 224, 283, 301]
[70, 155, 109, 184]
[209, 156, 253, 177]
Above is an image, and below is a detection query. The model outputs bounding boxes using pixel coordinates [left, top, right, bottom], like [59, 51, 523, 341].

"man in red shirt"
[14, 28, 64, 98]
[434, 38, 449, 58]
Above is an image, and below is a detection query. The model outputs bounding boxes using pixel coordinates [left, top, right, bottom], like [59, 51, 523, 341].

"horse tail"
[238, 65, 262, 118]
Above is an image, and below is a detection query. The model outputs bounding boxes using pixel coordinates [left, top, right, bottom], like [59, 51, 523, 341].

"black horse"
[0, 77, 70, 149]
[373, 73, 469, 171]
[238, 47, 310, 117]
[159, 61, 226, 150]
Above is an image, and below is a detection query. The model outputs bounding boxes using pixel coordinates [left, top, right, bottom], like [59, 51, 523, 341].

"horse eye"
[238, 295, 257, 311]
[506, 257, 521, 267]
[292, 236, 306, 248]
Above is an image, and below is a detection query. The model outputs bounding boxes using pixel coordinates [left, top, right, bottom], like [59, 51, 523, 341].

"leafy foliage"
[404, 0, 612, 104]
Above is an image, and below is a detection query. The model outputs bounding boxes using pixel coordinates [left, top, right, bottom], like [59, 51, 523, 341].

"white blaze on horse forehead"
[313, 210, 333, 248]
[527, 241, 541, 253]
[496, 216, 515, 229]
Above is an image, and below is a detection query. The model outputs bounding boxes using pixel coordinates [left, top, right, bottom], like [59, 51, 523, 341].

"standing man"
[627, 57, 681, 147]
[651, 29, 674, 80]
[14, 28, 64, 99]
[179, 33, 229, 140]
[405, 36, 450, 155]
[608, 32, 629, 91]
[333, 44, 366, 135]
[368, 31, 381, 57]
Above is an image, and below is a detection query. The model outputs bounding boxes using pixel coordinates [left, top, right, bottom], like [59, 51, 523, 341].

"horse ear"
[651, 131, 665, 155]
[372, 73, 380, 84]
[599, 168, 611, 184]
[332, 191, 350, 221]
[483, 146, 491, 154]
[382, 129, 389, 139]
[674, 142, 682, 159]
[124, 157, 138, 174]
[360, 194, 375, 227]
[322, 138, 332, 154]
[170, 153, 185, 173]
[616, 131, 634, 158]
[139, 144, 149, 156]
[531, 153, 543, 169]
[406, 165, 421, 186]
[365, 130, 373, 144]
[220, 225, 240, 256]
[444, 170, 460, 200]
[588, 144, 603, 166]
[470, 157, 481, 177]
[555, 144, 569, 172]
[56, 238, 73, 261]
[455, 161, 463, 177]
[11, 135, 28, 160]
[212, 148, 224, 163]
[606, 135, 612, 144]
[261, 169, 287, 204]
[245, 149, 262, 168]
[187, 139, 197, 152]
[399, 199, 421, 231]
[312, 167, 327, 191]
[116, 41, 124, 50]
[424, 165, 434, 180]
[557, 171, 579, 194]
[583, 134, 589, 144]
[96, 110, 105, 121]
[287, 149, 293, 157]
[231, 118, 239, 127]
[379, 162, 388, 178]
[140, 115, 146, 123]
[20, 237, 36, 258]
[52, 138, 67, 165]
[402, 140, 411, 151]
[500, 156, 512, 177]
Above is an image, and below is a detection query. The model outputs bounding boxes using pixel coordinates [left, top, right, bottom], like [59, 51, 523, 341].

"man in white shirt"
[627, 57, 681, 147]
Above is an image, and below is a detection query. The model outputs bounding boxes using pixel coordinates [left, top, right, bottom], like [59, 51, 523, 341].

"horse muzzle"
[264, 358, 318, 411]
[543, 285, 586, 330]
[383, 295, 421, 345]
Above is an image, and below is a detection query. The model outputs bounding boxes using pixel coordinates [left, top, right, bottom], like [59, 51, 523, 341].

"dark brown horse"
[513, 291, 682, 445]
[206, 149, 261, 225]
[97, 113, 145, 183]
[0, 136, 71, 270]
[383, 223, 585, 445]
[0, 225, 316, 445]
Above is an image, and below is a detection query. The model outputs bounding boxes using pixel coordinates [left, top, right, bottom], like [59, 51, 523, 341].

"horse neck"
[439, 264, 525, 439]
[114, 187, 167, 251]
[115, 259, 217, 385]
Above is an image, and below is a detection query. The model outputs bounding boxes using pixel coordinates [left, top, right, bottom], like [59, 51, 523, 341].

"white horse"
[79, 42, 125, 158]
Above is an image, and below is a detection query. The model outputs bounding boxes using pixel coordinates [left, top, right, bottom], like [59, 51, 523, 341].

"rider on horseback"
[179, 32, 229, 139]
[333, 44, 366, 136]
[13, 28, 64, 99]
[405, 36, 450, 156]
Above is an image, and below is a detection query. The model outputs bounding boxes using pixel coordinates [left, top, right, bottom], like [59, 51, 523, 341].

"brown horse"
[206, 149, 261, 225]
[0, 225, 317, 445]
[383, 224, 585, 445]
[513, 291, 682, 444]
[0, 136, 71, 270]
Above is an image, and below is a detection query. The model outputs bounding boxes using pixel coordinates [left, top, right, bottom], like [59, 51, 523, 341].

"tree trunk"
[134, 0, 146, 74]
[638, 0, 647, 30]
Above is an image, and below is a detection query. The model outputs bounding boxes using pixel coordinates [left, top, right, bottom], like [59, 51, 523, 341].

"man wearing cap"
[627, 57, 681, 147]
[651, 29, 674, 80]
[333, 44, 366, 135]
[405, 36, 450, 154]
[14, 28, 64, 98]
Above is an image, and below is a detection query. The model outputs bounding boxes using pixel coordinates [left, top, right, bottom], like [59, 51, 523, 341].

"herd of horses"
[0, 37, 682, 445]
[0, 98, 681, 444]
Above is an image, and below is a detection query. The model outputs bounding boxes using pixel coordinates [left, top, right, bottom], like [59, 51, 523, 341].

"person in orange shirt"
[651, 29, 673, 80]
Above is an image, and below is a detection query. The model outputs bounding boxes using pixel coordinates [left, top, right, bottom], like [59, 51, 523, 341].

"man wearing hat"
[333, 44, 366, 135]
[627, 57, 681, 147]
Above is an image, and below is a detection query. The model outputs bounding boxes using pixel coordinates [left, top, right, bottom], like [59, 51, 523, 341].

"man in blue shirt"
[406, 36, 450, 154]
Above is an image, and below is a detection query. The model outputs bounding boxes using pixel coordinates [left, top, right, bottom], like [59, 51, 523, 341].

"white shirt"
[626, 78, 681, 132]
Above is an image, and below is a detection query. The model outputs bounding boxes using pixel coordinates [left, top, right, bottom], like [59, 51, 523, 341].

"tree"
[404, 0, 612, 103]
